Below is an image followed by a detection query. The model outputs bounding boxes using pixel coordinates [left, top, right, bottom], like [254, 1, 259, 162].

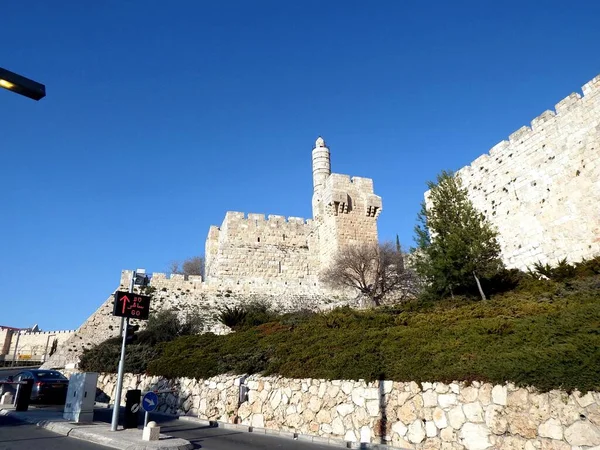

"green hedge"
[148, 275, 600, 392]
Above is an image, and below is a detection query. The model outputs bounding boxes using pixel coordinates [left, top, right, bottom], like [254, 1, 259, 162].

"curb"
[1, 408, 193, 450]
[176, 415, 408, 449]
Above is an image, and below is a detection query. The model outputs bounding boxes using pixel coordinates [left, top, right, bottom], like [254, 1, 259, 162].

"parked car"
[7, 370, 69, 404]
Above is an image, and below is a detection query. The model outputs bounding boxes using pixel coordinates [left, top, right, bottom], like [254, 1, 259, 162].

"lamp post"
[0, 67, 46, 100]
[110, 269, 148, 432]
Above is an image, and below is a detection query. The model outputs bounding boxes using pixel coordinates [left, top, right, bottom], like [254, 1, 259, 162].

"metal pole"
[11, 330, 21, 367]
[110, 271, 135, 432]
[144, 410, 149, 427]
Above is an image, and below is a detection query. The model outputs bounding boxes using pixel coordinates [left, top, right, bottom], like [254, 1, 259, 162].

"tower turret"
[312, 137, 331, 220]
[312, 137, 331, 193]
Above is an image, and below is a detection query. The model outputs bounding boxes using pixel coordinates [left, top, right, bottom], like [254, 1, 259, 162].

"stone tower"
[311, 137, 382, 268]
[311, 136, 331, 221]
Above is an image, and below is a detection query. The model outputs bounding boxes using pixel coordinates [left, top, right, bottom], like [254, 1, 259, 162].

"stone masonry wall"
[42, 270, 354, 369]
[316, 174, 382, 268]
[204, 212, 321, 285]
[6, 329, 74, 361]
[451, 74, 600, 270]
[96, 372, 600, 449]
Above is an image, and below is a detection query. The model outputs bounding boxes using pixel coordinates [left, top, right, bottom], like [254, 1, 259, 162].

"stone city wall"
[42, 270, 353, 369]
[204, 211, 321, 285]
[6, 329, 75, 360]
[316, 174, 382, 267]
[452, 74, 600, 270]
[95, 372, 600, 449]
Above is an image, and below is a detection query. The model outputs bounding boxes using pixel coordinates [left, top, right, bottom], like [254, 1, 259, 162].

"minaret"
[312, 136, 331, 220]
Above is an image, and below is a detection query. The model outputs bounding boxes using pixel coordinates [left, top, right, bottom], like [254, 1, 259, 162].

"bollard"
[124, 389, 141, 429]
[142, 421, 160, 441]
[15, 380, 33, 412]
[0, 392, 14, 405]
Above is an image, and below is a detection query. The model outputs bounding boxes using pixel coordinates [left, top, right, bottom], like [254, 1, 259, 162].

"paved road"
[0, 414, 109, 450]
[94, 408, 337, 450]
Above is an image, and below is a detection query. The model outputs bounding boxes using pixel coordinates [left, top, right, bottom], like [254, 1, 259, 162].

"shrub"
[148, 273, 600, 392]
[217, 301, 277, 331]
[531, 258, 577, 281]
[80, 308, 203, 374]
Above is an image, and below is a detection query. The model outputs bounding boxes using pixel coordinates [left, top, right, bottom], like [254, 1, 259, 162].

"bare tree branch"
[321, 241, 420, 306]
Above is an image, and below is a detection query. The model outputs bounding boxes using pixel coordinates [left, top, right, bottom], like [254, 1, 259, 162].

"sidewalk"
[0, 405, 193, 450]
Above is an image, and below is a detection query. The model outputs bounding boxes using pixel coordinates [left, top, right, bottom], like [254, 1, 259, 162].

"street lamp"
[0, 67, 46, 101]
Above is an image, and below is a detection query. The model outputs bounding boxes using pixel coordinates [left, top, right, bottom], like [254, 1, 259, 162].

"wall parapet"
[460, 73, 600, 173]
[441, 73, 600, 271]
[220, 211, 310, 226]
[18, 330, 75, 336]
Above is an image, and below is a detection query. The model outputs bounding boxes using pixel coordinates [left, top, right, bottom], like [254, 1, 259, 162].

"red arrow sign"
[120, 294, 130, 314]
[113, 291, 151, 320]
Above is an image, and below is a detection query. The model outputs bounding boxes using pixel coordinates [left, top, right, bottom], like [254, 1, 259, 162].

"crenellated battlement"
[449, 73, 600, 271]
[204, 137, 382, 284]
[461, 74, 600, 174]
[42, 136, 382, 369]
[221, 211, 310, 226]
[19, 329, 76, 336]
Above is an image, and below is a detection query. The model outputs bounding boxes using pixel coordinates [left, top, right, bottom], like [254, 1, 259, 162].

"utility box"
[63, 372, 98, 423]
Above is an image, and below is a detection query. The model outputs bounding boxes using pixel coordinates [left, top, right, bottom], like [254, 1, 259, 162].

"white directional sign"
[142, 391, 159, 412]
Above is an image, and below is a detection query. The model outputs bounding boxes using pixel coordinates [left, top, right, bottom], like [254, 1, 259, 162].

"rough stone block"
[1, 392, 14, 405]
[142, 422, 160, 441]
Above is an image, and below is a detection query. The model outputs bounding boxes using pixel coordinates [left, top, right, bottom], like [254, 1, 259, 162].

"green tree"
[413, 170, 503, 300]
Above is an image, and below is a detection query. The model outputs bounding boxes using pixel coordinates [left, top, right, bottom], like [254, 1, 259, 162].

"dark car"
[7, 370, 69, 404]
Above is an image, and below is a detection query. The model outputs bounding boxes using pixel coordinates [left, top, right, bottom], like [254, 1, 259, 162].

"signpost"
[113, 292, 151, 320]
[142, 391, 159, 427]
[110, 270, 151, 432]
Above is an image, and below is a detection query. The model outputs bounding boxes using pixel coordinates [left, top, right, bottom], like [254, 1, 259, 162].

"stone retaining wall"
[96, 373, 600, 449]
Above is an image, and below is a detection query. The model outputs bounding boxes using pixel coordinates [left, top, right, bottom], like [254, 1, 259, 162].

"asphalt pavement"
[93, 407, 340, 450]
[0, 413, 109, 450]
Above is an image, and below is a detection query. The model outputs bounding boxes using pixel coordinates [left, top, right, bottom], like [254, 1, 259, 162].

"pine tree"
[413, 170, 503, 300]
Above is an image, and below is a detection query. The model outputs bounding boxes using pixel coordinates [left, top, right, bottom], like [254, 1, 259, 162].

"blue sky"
[2, 1, 599, 330]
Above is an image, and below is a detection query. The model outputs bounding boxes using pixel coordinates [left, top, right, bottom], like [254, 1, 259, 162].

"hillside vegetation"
[81, 257, 600, 392]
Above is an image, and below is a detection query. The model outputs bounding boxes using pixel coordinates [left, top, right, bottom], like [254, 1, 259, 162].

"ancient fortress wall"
[0, 327, 75, 361]
[455, 75, 600, 270]
[42, 269, 353, 369]
[7, 329, 75, 360]
[205, 137, 383, 283]
[317, 174, 382, 266]
[43, 137, 381, 369]
[204, 212, 321, 285]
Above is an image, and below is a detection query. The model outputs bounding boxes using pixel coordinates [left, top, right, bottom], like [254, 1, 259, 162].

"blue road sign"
[142, 391, 158, 412]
